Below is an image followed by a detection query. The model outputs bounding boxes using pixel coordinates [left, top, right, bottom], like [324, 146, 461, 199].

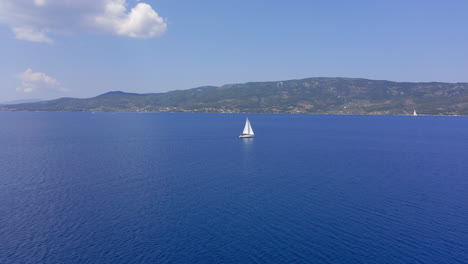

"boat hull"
[239, 134, 254, 138]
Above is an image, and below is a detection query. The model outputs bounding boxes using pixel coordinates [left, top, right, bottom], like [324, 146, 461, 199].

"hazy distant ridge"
[3, 77, 468, 115]
[0, 99, 43, 105]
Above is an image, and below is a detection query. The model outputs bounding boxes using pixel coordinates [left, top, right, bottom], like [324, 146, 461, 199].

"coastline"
[0, 109, 465, 117]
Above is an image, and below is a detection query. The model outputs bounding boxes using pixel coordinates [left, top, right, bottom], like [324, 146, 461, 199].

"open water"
[0, 112, 467, 263]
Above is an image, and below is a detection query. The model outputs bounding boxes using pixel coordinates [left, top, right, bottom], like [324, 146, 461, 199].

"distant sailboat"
[413, 109, 418, 116]
[239, 118, 255, 138]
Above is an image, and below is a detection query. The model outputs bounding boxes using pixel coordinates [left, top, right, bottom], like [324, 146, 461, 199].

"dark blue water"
[1, 112, 467, 263]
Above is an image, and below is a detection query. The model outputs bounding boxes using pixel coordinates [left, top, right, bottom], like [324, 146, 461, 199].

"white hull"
[239, 134, 254, 138]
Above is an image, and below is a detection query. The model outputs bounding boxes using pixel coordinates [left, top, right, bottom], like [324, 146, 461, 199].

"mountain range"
[2, 77, 468, 115]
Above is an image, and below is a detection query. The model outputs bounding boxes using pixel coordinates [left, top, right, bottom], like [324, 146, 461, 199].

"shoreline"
[0, 110, 465, 117]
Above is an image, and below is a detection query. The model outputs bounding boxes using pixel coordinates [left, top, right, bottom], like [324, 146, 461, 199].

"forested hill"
[3, 77, 468, 115]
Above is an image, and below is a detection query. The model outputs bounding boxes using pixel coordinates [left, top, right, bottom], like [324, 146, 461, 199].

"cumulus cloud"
[0, 0, 167, 43]
[16, 68, 66, 93]
[94, 1, 167, 38]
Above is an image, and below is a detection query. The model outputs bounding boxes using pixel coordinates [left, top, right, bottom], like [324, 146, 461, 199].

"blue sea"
[1, 112, 467, 263]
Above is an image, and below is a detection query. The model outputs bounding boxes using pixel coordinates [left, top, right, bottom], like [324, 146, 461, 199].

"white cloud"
[34, 0, 46, 7]
[94, 2, 167, 38]
[16, 68, 66, 94]
[12, 26, 53, 43]
[0, 0, 167, 43]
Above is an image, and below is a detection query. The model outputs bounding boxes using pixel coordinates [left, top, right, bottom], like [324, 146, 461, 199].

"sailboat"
[413, 109, 418, 116]
[239, 118, 255, 138]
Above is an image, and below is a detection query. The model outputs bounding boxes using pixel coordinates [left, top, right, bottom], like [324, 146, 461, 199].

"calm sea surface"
[1, 112, 467, 263]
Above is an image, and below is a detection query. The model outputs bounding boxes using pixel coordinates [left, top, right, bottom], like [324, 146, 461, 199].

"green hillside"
[3, 77, 468, 115]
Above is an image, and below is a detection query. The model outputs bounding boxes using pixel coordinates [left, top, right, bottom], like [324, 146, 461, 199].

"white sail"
[247, 119, 254, 135]
[240, 118, 254, 137]
[242, 118, 254, 135]
[413, 110, 418, 116]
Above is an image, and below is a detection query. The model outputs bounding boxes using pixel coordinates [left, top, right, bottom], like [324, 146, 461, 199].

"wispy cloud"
[34, 0, 47, 7]
[16, 68, 66, 94]
[0, 0, 167, 43]
[12, 26, 53, 43]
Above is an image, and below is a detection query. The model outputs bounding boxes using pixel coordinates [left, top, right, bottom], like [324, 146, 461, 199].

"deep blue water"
[1, 112, 467, 263]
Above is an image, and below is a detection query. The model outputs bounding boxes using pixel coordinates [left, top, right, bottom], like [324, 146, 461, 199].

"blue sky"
[1, 0, 468, 101]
